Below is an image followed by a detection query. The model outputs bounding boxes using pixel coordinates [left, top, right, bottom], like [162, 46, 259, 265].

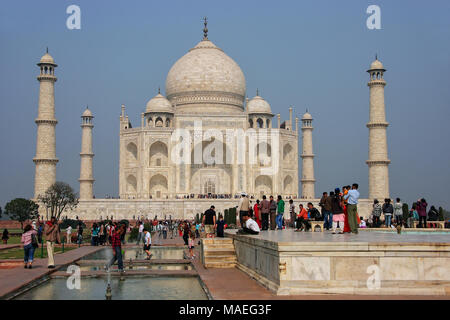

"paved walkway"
[0, 246, 101, 299]
[0, 244, 20, 251]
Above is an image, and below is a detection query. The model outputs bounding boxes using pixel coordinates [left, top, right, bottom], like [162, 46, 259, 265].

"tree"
[4, 198, 39, 230]
[438, 207, 445, 221]
[0, 206, 2, 218]
[38, 182, 78, 221]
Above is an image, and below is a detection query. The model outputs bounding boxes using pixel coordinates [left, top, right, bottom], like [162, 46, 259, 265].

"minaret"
[301, 110, 315, 199]
[366, 57, 390, 200]
[79, 107, 94, 199]
[33, 50, 58, 199]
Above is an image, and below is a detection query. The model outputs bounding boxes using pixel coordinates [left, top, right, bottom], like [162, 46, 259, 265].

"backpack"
[31, 233, 39, 248]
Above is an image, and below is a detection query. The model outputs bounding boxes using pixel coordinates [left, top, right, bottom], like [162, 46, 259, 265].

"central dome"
[165, 39, 246, 113]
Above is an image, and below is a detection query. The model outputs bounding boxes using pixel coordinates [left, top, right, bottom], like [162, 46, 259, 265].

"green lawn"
[0, 246, 75, 259]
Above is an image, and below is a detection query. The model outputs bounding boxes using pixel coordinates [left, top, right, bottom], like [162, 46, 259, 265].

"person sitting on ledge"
[295, 204, 311, 232]
[236, 213, 260, 235]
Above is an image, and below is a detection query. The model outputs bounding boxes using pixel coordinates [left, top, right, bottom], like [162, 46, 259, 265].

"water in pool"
[14, 276, 207, 300]
[81, 247, 185, 260]
[59, 264, 193, 271]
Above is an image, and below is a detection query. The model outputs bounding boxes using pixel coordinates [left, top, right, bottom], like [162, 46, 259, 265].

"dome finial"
[256, 88, 259, 96]
[375, 53, 378, 60]
[158, 86, 160, 94]
[203, 16, 208, 40]
[46, 47, 48, 54]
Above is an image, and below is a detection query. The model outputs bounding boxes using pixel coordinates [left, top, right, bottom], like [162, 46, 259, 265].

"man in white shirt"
[143, 229, 152, 260]
[237, 213, 260, 235]
[343, 183, 360, 234]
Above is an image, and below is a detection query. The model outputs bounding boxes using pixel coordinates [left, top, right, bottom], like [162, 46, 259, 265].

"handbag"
[31, 233, 39, 248]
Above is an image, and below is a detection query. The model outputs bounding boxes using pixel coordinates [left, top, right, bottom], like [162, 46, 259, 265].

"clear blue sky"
[1, 0, 449, 211]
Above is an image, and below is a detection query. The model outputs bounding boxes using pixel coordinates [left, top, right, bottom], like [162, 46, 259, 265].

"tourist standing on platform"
[342, 186, 351, 233]
[136, 221, 144, 245]
[295, 204, 310, 231]
[202, 206, 217, 238]
[21, 224, 38, 269]
[254, 200, 261, 229]
[44, 217, 60, 269]
[289, 199, 296, 228]
[319, 192, 327, 219]
[394, 198, 403, 226]
[143, 228, 152, 260]
[323, 192, 333, 231]
[216, 215, 225, 237]
[276, 196, 285, 230]
[260, 195, 270, 231]
[2, 228, 9, 244]
[331, 189, 345, 234]
[238, 193, 250, 228]
[105, 224, 125, 272]
[269, 196, 277, 230]
[343, 183, 360, 234]
[382, 198, 393, 227]
[416, 198, 428, 228]
[66, 225, 72, 244]
[372, 199, 382, 227]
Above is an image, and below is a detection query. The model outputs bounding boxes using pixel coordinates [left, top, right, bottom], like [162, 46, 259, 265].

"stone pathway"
[0, 246, 101, 299]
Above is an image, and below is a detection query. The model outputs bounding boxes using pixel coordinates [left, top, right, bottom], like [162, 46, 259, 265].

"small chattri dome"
[145, 93, 174, 114]
[39, 52, 56, 65]
[247, 95, 272, 114]
[82, 107, 93, 117]
[302, 111, 312, 120]
[369, 59, 384, 70]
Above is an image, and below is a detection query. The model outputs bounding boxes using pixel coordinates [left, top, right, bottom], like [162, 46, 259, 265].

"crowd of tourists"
[368, 197, 443, 228]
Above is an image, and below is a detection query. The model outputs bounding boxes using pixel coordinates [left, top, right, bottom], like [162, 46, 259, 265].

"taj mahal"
[32, 21, 391, 220]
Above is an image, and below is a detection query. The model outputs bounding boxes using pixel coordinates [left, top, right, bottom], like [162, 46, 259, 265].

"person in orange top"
[295, 204, 310, 231]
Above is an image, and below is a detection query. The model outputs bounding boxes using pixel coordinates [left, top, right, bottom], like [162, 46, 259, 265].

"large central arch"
[254, 175, 273, 197]
[150, 141, 168, 167]
[149, 174, 168, 198]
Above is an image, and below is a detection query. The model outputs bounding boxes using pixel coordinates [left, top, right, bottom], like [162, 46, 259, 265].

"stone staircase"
[201, 238, 237, 268]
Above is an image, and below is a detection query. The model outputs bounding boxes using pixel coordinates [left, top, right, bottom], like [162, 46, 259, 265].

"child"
[143, 229, 153, 260]
[188, 230, 195, 259]
[359, 217, 366, 228]
[216, 215, 226, 237]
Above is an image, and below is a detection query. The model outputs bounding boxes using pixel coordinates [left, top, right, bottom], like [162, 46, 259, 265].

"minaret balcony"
[37, 75, 57, 82]
[366, 159, 391, 166]
[35, 118, 58, 125]
[366, 122, 389, 128]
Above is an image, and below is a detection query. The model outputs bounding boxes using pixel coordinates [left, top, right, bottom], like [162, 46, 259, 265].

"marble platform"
[226, 229, 450, 295]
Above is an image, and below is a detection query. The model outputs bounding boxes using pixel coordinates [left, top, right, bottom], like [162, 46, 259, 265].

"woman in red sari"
[254, 200, 262, 229]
